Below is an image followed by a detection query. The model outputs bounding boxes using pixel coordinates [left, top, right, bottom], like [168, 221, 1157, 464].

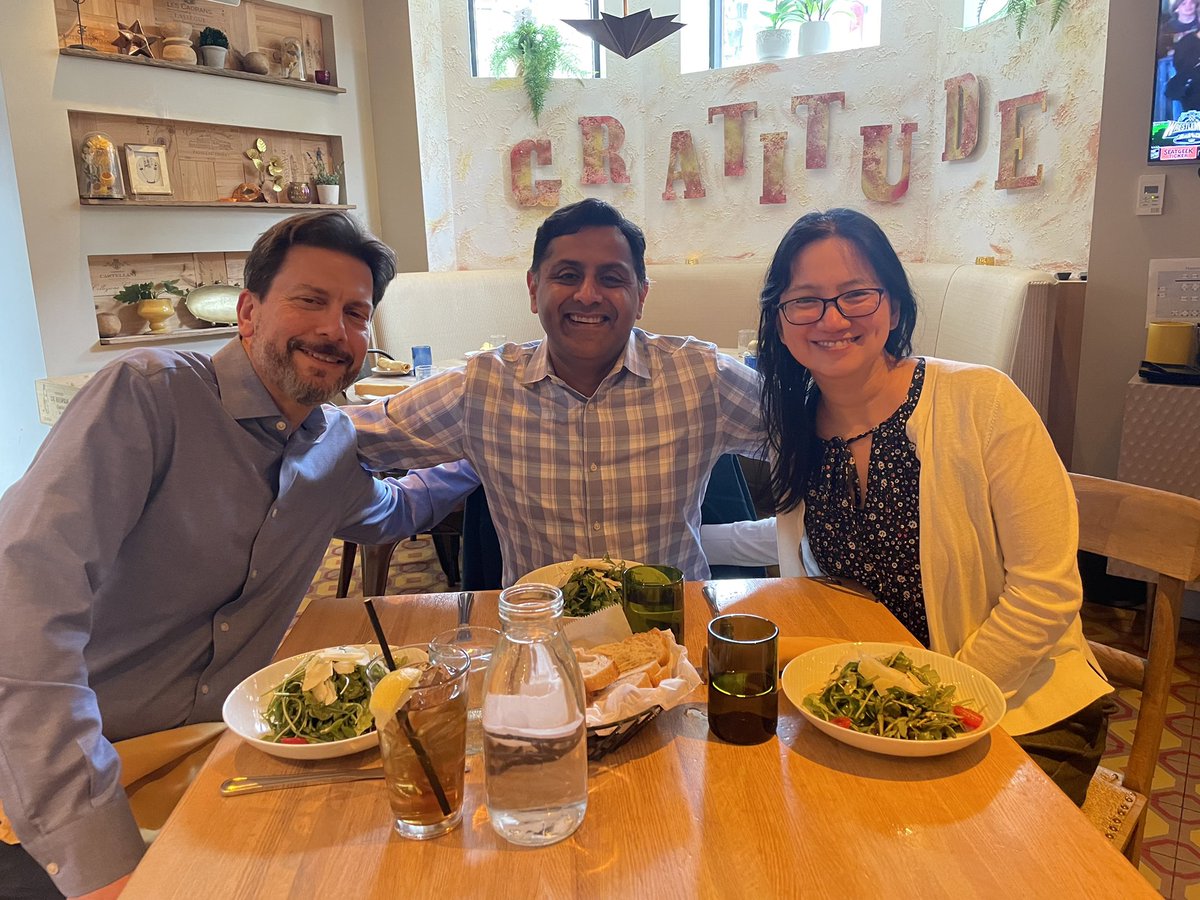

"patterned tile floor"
[307, 544, 1197, 896]
[1082, 602, 1200, 898]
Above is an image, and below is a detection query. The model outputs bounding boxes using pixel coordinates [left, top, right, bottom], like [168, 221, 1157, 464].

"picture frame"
[124, 144, 172, 196]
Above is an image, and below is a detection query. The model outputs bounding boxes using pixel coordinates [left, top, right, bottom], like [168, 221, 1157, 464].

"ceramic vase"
[286, 181, 313, 203]
[137, 298, 175, 333]
[159, 22, 196, 64]
[199, 45, 228, 68]
[755, 28, 792, 61]
[798, 21, 832, 56]
[316, 183, 339, 205]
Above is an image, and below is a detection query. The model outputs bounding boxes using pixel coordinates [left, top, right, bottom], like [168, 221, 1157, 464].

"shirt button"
[201, 685, 210, 695]
[589, 463, 598, 472]
[250, 569, 258, 579]
[592, 522, 601, 531]
[46, 863, 59, 876]
[275, 421, 286, 431]
[220, 622, 230, 632]
[272, 509, 278, 518]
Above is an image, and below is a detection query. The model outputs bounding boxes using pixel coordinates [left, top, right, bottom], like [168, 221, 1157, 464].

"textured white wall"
[409, 0, 1108, 272]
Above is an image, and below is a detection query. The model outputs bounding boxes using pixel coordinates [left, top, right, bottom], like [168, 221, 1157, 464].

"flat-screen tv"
[1151, 0, 1200, 163]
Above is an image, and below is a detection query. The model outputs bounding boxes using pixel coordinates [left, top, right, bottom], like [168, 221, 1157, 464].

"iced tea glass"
[368, 644, 470, 840]
[431, 625, 500, 756]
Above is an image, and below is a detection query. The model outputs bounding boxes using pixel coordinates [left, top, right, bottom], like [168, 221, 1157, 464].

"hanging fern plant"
[979, 0, 1071, 38]
[490, 21, 585, 124]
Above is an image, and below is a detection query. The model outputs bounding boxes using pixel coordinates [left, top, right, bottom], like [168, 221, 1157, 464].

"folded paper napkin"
[0, 722, 225, 846]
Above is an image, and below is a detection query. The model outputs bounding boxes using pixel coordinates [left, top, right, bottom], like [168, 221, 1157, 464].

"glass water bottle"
[482, 583, 588, 846]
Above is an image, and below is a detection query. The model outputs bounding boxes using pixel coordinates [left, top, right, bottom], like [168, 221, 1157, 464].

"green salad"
[261, 647, 379, 744]
[560, 556, 627, 617]
[802, 650, 984, 741]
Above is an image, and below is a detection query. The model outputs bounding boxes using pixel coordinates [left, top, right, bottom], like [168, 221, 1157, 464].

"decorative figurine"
[112, 20, 159, 59]
[280, 36, 305, 81]
[78, 132, 126, 200]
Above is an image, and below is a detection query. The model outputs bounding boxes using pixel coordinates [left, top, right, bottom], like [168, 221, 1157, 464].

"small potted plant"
[490, 18, 586, 124]
[198, 26, 229, 68]
[113, 280, 185, 333]
[307, 149, 342, 205]
[794, 1, 847, 56]
[756, 1, 801, 61]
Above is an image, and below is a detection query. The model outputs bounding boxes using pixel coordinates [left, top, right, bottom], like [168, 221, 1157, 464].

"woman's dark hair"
[529, 198, 648, 285]
[243, 211, 397, 307]
[757, 208, 918, 513]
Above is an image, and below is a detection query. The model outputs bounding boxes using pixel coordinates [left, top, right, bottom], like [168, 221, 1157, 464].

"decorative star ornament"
[562, 5, 684, 60]
[112, 20, 159, 59]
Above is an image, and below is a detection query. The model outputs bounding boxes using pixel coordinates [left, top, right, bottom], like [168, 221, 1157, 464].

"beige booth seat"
[371, 262, 1055, 419]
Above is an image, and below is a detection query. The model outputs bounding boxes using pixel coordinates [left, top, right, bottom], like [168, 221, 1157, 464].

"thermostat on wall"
[1137, 174, 1164, 215]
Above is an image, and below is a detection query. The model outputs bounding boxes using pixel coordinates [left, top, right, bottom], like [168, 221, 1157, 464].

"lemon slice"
[369, 665, 425, 723]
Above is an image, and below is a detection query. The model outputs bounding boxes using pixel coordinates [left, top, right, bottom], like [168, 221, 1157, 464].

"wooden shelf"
[100, 325, 238, 346]
[59, 48, 346, 93]
[80, 199, 354, 210]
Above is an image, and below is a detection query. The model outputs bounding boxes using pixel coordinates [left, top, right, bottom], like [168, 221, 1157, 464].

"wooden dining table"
[123, 578, 1153, 898]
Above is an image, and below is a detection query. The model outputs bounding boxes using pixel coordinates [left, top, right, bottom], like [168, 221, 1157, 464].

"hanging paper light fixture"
[562, 2, 684, 60]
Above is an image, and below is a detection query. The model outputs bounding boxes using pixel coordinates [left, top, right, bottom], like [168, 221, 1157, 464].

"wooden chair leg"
[1142, 581, 1155, 653]
[336, 542, 357, 598]
[361, 542, 400, 597]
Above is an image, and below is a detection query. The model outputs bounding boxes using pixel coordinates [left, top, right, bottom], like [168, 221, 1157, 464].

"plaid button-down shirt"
[349, 329, 765, 585]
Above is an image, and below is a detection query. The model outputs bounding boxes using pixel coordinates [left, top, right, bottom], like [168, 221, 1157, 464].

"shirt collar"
[213, 340, 330, 439]
[520, 328, 651, 388]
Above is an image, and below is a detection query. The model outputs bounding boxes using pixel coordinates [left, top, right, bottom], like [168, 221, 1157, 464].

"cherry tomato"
[954, 706, 984, 731]
[279, 736, 309, 745]
[831, 716, 853, 729]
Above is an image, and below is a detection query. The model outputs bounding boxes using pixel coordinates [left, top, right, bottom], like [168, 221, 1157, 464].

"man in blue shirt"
[0, 212, 477, 899]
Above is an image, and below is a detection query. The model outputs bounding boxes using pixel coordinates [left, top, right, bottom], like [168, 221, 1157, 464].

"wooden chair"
[1072, 473, 1200, 863]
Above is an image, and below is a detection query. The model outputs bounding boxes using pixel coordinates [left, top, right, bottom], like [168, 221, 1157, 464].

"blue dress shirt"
[0, 342, 478, 895]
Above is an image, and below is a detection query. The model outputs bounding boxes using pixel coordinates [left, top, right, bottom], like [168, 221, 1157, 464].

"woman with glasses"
[733, 208, 1111, 804]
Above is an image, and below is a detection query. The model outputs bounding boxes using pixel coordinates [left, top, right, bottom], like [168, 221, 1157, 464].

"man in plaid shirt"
[349, 199, 764, 585]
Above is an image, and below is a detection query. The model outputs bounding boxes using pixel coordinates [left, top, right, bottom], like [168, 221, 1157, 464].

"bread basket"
[586, 704, 663, 760]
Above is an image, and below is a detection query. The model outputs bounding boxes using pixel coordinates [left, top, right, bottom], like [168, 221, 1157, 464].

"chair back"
[1071, 473, 1200, 849]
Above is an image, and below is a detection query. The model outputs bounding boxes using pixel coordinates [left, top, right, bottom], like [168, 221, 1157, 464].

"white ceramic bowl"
[781, 641, 1006, 758]
[222, 644, 386, 761]
[516, 557, 642, 588]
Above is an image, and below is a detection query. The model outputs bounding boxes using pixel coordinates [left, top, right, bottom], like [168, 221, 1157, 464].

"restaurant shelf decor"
[77, 132, 125, 200]
[562, 3, 684, 60]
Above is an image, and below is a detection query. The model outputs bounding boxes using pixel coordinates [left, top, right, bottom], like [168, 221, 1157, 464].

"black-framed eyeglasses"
[777, 288, 886, 326]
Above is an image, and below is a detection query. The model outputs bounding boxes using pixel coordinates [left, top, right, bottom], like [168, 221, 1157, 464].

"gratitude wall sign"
[508, 74, 1049, 208]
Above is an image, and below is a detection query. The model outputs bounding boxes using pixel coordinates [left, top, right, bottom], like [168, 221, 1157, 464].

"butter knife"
[220, 768, 385, 797]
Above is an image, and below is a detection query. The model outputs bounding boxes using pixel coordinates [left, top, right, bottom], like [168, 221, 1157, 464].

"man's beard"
[257, 337, 357, 407]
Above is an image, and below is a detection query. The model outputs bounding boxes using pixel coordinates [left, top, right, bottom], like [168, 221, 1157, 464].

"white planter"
[755, 28, 793, 61]
[798, 21, 832, 57]
[316, 183, 340, 205]
[198, 45, 228, 68]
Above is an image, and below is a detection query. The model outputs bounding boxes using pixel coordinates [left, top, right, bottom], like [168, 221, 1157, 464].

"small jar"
[286, 181, 313, 204]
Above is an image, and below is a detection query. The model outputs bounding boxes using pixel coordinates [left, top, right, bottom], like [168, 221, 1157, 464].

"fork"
[456, 591, 475, 628]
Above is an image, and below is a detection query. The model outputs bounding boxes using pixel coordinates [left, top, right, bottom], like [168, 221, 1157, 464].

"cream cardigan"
[719, 358, 1111, 735]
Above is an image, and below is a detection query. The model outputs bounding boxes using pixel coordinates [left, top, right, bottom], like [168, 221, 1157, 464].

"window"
[680, 0, 883, 73]
[470, 1, 603, 78]
[964, 0, 1008, 29]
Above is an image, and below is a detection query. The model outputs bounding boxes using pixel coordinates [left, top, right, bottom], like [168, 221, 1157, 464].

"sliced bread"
[590, 629, 672, 675]
[574, 648, 619, 694]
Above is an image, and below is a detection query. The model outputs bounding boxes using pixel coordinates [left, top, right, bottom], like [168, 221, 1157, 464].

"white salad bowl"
[781, 641, 1007, 758]
[222, 644, 386, 761]
[516, 558, 642, 589]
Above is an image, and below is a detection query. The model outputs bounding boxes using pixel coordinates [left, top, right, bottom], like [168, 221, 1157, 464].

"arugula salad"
[560, 556, 628, 617]
[261, 647, 380, 744]
[802, 650, 984, 740]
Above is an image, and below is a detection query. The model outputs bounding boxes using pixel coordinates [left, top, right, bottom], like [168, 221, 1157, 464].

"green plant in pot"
[490, 19, 585, 124]
[756, 1, 802, 61]
[306, 149, 343, 205]
[114, 280, 186, 333]
[794, 0, 848, 56]
[977, 0, 1070, 38]
[198, 26, 229, 68]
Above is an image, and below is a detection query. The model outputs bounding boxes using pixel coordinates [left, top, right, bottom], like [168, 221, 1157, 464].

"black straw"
[363, 598, 396, 671]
